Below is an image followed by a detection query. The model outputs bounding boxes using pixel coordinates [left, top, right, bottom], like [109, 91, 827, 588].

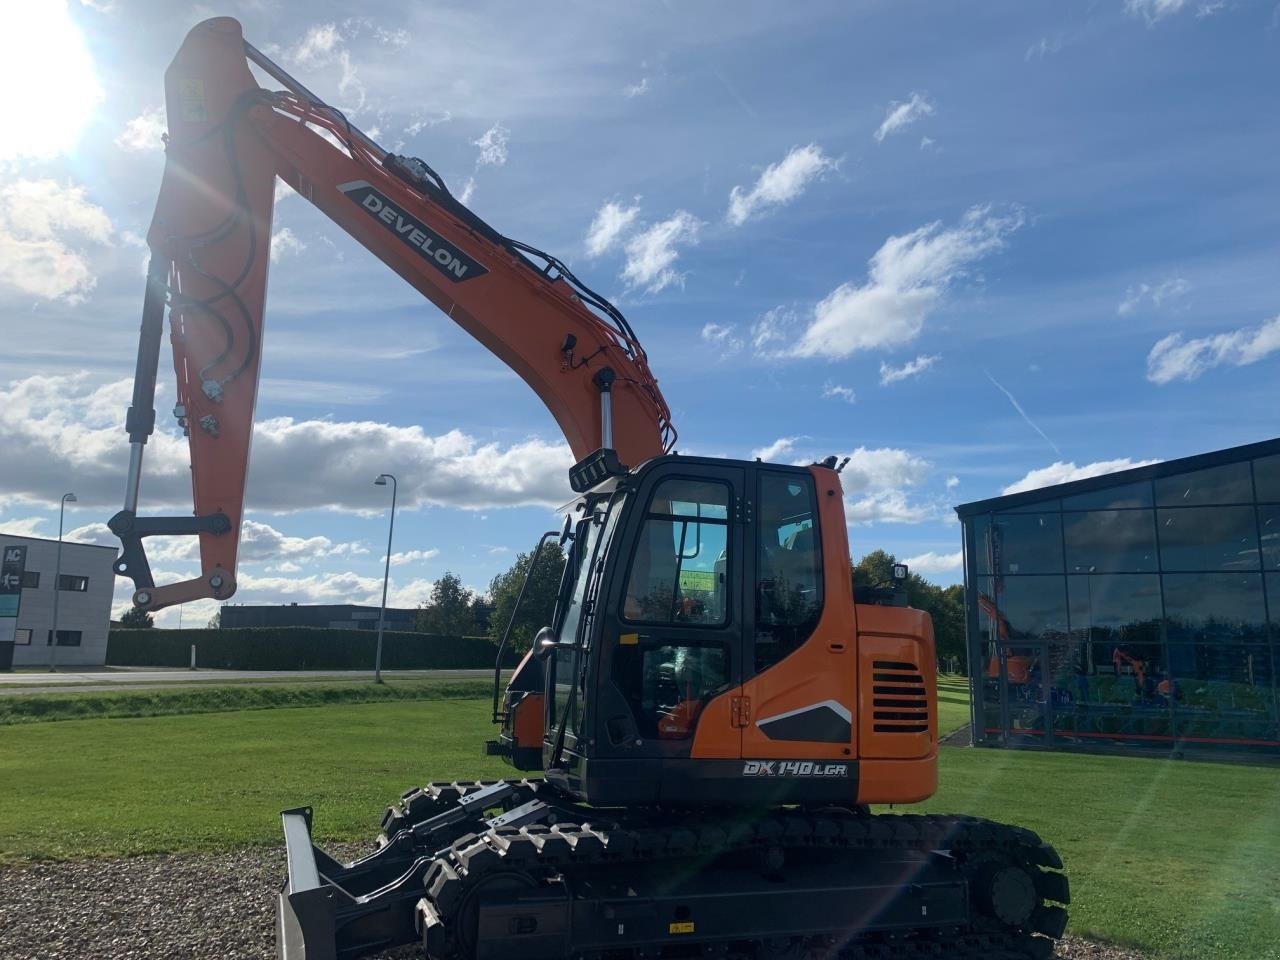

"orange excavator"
[112, 18, 1068, 960]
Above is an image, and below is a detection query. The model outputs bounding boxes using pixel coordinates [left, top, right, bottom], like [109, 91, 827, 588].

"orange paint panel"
[856, 757, 938, 804]
[857, 623, 937, 761]
[513, 694, 544, 748]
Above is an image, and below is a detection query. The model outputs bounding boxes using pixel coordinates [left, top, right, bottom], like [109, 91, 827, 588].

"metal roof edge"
[953, 435, 1280, 518]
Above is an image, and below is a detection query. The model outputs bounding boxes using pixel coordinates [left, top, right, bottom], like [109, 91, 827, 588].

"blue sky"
[1, 0, 1277, 626]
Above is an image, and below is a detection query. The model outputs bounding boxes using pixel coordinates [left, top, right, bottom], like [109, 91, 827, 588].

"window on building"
[57, 574, 89, 592]
[995, 575, 1069, 643]
[755, 471, 823, 672]
[20, 571, 39, 588]
[14, 628, 32, 645]
[990, 513, 1064, 575]
[623, 478, 731, 627]
[1162, 572, 1268, 643]
[1062, 481, 1154, 511]
[1254, 454, 1280, 503]
[1157, 506, 1260, 572]
[1258, 504, 1279, 570]
[47, 630, 82, 646]
[1155, 461, 1254, 507]
[1067, 574, 1163, 645]
[1064, 510, 1158, 573]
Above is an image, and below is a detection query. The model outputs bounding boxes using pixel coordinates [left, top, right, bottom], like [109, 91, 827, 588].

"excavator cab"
[491, 451, 940, 809]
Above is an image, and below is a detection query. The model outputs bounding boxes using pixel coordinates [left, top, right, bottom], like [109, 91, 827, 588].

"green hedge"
[106, 627, 512, 671]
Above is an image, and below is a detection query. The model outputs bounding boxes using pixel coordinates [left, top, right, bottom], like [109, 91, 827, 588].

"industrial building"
[0, 533, 118, 667]
[955, 438, 1279, 756]
[219, 603, 419, 631]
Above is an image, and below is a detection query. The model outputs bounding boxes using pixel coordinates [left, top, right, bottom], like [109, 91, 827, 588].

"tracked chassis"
[278, 780, 1068, 960]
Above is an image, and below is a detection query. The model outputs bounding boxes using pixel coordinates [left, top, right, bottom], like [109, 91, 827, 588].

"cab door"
[737, 466, 860, 762]
[594, 463, 746, 765]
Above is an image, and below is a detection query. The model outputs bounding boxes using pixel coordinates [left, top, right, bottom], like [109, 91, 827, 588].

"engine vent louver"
[870, 659, 928, 733]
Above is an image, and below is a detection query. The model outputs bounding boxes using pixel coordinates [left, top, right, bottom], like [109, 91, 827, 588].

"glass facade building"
[955, 439, 1280, 756]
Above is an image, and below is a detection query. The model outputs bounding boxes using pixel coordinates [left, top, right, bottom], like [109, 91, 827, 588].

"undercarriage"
[278, 781, 1069, 960]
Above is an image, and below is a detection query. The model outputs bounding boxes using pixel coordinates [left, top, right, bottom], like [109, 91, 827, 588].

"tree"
[488, 544, 567, 654]
[206, 610, 221, 629]
[416, 571, 477, 636]
[119, 606, 154, 628]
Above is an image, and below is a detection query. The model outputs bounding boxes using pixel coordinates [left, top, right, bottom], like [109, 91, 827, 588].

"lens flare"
[0, 1, 103, 161]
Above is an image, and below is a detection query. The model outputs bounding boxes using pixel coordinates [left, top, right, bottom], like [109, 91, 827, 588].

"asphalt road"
[0, 668, 496, 697]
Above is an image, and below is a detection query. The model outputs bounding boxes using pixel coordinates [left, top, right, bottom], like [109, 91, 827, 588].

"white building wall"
[1, 534, 117, 667]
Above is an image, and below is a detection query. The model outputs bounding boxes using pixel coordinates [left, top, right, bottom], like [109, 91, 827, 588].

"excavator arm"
[110, 18, 675, 612]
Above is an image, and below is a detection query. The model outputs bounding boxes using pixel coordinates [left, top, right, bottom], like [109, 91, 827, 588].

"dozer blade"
[277, 808, 342, 960]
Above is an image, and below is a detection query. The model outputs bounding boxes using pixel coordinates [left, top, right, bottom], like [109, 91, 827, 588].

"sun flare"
[0, 1, 103, 161]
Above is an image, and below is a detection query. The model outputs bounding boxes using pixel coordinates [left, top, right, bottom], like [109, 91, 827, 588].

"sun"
[0, 0, 103, 162]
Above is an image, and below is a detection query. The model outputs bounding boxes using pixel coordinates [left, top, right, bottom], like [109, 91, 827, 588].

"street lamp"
[373, 474, 397, 683]
[49, 492, 77, 672]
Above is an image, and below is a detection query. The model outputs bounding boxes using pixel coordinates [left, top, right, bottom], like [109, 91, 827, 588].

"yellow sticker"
[619, 633, 639, 646]
[177, 77, 207, 122]
[668, 922, 695, 935]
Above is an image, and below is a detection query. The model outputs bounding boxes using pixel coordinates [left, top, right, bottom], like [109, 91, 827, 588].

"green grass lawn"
[1, 697, 1277, 960]
[935, 674, 972, 735]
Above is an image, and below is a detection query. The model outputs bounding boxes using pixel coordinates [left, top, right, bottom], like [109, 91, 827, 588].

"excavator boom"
[110, 17, 674, 611]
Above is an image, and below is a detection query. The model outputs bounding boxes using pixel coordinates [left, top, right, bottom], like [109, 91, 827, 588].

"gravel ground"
[0, 848, 1146, 960]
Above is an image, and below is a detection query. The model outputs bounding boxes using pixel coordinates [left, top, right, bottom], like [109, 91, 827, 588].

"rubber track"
[393, 780, 1069, 960]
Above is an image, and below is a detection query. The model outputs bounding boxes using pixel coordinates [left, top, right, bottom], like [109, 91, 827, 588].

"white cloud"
[0, 179, 113, 304]
[879, 354, 940, 385]
[874, 93, 934, 143]
[0, 517, 48, 537]
[458, 177, 477, 205]
[404, 111, 452, 136]
[842, 447, 930, 495]
[946, 475, 960, 490]
[0, 373, 575, 513]
[281, 22, 365, 111]
[270, 227, 306, 263]
[1117, 276, 1189, 316]
[845, 490, 934, 525]
[726, 144, 837, 226]
[700, 322, 744, 355]
[902, 550, 963, 574]
[1146, 315, 1280, 384]
[1124, 0, 1219, 23]
[473, 122, 510, 166]
[114, 106, 165, 153]
[1002, 458, 1160, 495]
[919, 136, 936, 150]
[1025, 36, 1065, 60]
[624, 77, 650, 98]
[822, 383, 857, 404]
[752, 436, 804, 462]
[621, 211, 701, 293]
[585, 199, 641, 257]
[63, 518, 369, 567]
[384, 548, 441, 566]
[786, 206, 1023, 359]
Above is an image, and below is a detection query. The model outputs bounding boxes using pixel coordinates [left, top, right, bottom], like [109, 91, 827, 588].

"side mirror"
[533, 625, 557, 660]
[559, 513, 574, 546]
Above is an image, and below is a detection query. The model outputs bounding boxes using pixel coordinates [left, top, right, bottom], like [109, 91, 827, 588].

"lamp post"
[373, 474, 397, 683]
[49, 492, 77, 672]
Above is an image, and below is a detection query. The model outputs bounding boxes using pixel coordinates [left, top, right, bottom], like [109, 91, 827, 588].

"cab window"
[755, 471, 823, 671]
[623, 478, 731, 627]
